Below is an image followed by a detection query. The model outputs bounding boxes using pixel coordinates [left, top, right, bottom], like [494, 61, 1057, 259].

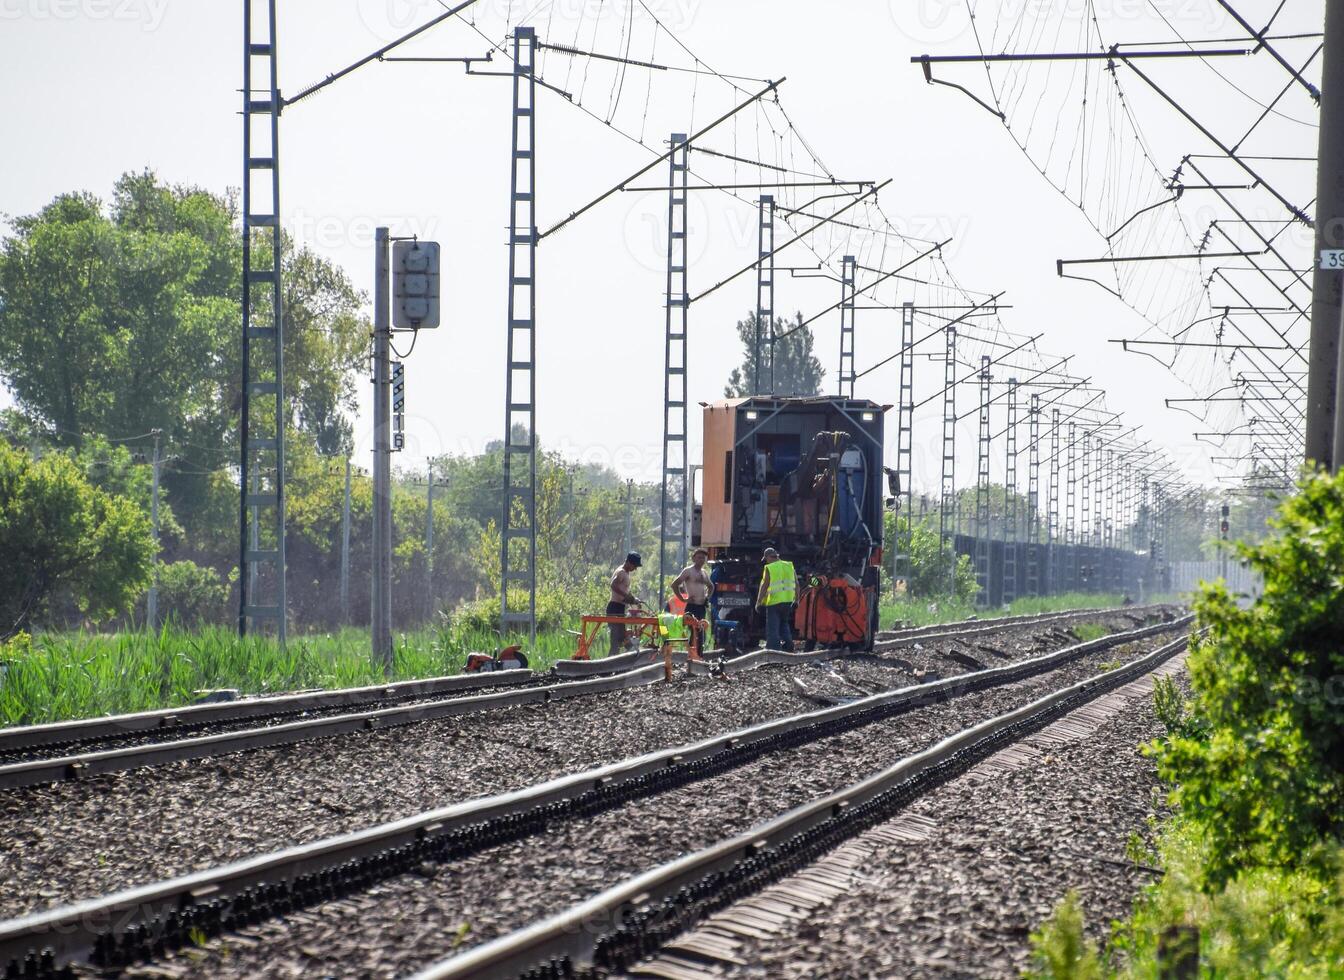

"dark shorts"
[684, 602, 707, 620]
[606, 602, 628, 654]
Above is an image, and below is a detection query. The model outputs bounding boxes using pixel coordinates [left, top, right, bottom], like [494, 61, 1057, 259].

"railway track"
[416, 632, 1192, 980]
[0, 666, 537, 765]
[0, 609, 1177, 924]
[0, 604, 1174, 785]
[0, 615, 1189, 977]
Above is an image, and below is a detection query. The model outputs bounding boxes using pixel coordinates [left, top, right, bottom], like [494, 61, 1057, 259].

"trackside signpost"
[372, 229, 441, 669]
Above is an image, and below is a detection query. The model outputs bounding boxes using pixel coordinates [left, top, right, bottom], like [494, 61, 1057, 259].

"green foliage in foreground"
[1027, 469, 1344, 977]
[1027, 891, 1104, 980]
[0, 625, 577, 727]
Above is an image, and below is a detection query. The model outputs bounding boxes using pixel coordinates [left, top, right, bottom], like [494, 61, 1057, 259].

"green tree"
[724, 311, 825, 397]
[0, 171, 371, 572]
[884, 510, 977, 600]
[0, 442, 154, 636]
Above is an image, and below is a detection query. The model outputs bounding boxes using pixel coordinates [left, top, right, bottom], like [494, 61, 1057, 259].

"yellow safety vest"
[763, 560, 797, 605]
[658, 612, 689, 640]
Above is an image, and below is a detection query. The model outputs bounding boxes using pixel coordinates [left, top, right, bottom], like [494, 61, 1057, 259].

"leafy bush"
[883, 511, 977, 600]
[446, 581, 609, 635]
[0, 442, 154, 636]
[1156, 468, 1344, 884]
[1024, 470, 1344, 977]
[151, 560, 229, 627]
[1109, 820, 1344, 977]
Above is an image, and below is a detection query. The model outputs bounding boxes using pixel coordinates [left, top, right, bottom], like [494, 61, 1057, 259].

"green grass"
[0, 624, 580, 728]
[878, 592, 1146, 631]
[1073, 623, 1111, 643]
[1, 592, 1180, 729]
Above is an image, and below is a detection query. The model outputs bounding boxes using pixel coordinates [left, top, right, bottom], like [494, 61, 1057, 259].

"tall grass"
[0, 625, 578, 727]
[1, 592, 1171, 728]
[878, 592, 1156, 630]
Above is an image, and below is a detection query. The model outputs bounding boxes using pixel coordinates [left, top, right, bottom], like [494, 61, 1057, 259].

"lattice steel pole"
[659, 132, 691, 593]
[1026, 393, 1041, 597]
[1047, 407, 1060, 595]
[938, 325, 958, 593]
[974, 356, 991, 606]
[837, 254, 857, 398]
[239, 0, 287, 640]
[499, 26, 539, 644]
[755, 194, 775, 394]
[1066, 422, 1078, 593]
[894, 301, 915, 596]
[1002, 377, 1018, 604]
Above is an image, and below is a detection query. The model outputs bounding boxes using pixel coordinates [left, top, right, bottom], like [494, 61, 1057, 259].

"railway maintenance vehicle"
[694, 395, 894, 653]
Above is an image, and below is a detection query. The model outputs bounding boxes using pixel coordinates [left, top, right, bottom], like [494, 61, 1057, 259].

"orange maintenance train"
[694, 396, 894, 653]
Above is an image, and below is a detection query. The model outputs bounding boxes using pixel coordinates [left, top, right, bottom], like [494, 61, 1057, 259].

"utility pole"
[1311, 0, 1344, 468]
[623, 478, 635, 554]
[686, 463, 701, 556]
[425, 456, 435, 622]
[147, 429, 162, 631]
[340, 457, 351, 625]
[371, 226, 393, 672]
[1219, 500, 1230, 582]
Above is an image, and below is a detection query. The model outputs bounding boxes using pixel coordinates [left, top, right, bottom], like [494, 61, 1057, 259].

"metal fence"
[1170, 559, 1263, 599]
[953, 535, 1165, 607]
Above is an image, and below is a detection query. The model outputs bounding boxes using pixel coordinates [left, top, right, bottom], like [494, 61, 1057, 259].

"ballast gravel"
[130, 634, 1178, 979]
[0, 607, 1172, 921]
[711, 674, 1183, 978]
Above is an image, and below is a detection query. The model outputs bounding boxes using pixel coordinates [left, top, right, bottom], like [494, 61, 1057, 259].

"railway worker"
[608, 552, 644, 656]
[755, 547, 797, 651]
[671, 548, 715, 656]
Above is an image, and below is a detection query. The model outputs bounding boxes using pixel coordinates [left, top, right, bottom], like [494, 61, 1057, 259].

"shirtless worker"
[671, 548, 715, 655]
[607, 552, 644, 655]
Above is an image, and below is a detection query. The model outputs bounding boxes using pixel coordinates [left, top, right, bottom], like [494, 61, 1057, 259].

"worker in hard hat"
[607, 551, 644, 655]
[755, 546, 796, 651]
[672, 547, 715, 656]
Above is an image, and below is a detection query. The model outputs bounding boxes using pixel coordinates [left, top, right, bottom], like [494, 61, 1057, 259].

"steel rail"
[0, 658, 685, 790]
[0, 668, 533, 757]
[692, 605, 1174, 677]
[553, 603, 1171, 680]
[1, 605, 1173, 771]
[0, 616, 1188, 974]
[415, 633, 1193, 979]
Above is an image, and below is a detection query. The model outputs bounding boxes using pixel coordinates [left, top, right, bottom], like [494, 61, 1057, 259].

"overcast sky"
[0, 0, 1322, 498]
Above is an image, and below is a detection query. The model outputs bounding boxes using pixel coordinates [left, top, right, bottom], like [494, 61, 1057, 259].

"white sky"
[0, 0, 1322, 499]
